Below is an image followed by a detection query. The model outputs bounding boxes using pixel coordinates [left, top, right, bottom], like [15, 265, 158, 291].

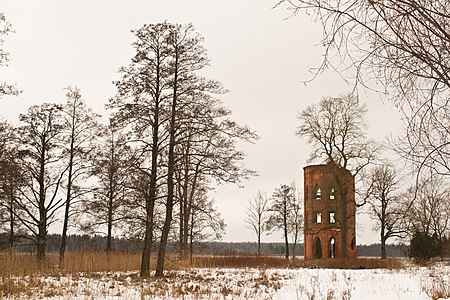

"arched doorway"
[313, 237, 322, 258]
[329, 237, 336, 258]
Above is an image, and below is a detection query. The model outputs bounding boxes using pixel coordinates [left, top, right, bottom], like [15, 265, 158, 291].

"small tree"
[267, 184, 295, 259]
[402, 174, 450, 240]
[245, 191, 269, 256]
[287, 184, 303, 259]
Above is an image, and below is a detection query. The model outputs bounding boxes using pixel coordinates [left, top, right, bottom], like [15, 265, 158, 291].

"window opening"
[315, 212, 322, 224]
[316, 187, 321, 200]
[330, 188, 335, 200]
[329, 237, 336, 258]
[329, 212, 336, 224]
[313, 237, 322, 259]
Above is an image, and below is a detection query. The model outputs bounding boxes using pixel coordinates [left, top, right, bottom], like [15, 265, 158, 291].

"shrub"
[409, 231, 443, 262]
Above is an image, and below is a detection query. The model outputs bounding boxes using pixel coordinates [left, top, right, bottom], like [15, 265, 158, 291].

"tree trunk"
[59, 142, 74, 265]
[8, 181, 14, 250]
[60, 106, 78, 266]
[140, 54, 161, 278]
[140, 124, 159, 277]
[284, 211, 289, 259]
[257, 232, 261, 257]
[37, 216, 46, 264]
[155, 50, 178, 277]
[107, 191, 113, 252]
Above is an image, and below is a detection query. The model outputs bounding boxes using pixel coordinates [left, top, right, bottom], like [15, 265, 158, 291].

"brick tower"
[303, 164, 356, 259]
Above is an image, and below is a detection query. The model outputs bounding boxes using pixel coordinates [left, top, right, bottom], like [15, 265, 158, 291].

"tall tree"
[0, 13, 19, 99]
[276, 0, 449, 177]
[15, 103, 66, 262]
[364, 164, 406, 258]
[245, 191, 269, 257]
[59, 86, 101, 265]
[111, 22, 173, 278]
[297, 94, 378, 257]
[112, 22, 256, 277]
[155, 23, 220, 277]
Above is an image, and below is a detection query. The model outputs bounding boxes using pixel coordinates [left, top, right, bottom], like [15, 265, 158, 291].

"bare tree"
[59, 86, 101, 265]
[267, 184, 295, 259]
[297, 93, 378, 257]
[110, 22, 173, 278]
[364, 164, 406, 258]
[276, 0, 449, 177]
[112, 22, 256, 277]
[245, 191, 269, 256]
[0, 13, 19, 99]
[15, 103, 66, 262]
[0, 120, 25, 249]
[403, 174, 450, 240]
[287, 183, 303, 259]
[79, 121, 132, 252]
[187, 185, 225, 264]
[175, 96, 257, 259]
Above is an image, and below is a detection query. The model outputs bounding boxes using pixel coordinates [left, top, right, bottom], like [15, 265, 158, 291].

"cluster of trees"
[245, 184, 303, 260]
[0, 20, 257, 277]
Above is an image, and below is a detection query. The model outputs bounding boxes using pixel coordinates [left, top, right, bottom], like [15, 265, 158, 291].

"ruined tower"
[303, 164, 356, 259]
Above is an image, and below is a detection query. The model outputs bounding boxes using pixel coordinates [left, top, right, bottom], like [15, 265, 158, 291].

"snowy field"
[1, 263, 449, 299]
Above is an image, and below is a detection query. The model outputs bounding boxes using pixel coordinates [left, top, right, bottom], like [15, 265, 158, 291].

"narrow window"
[329, 237, 336, 258]
[329, 188, 335, 200]
[351, 237, 356, 250]
[316, 187, 321, 200]
[329, 212, 336, 224]
[305, 185, 308, 201]
[315, 212, 322, 224]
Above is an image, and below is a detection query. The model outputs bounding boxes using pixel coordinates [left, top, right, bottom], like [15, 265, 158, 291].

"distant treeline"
[1, 234, 409, 257]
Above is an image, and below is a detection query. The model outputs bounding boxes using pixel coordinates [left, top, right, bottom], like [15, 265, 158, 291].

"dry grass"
[291, 257, 405, 269]
[0, 251, 142, 276]
[0, 251, 405, 277]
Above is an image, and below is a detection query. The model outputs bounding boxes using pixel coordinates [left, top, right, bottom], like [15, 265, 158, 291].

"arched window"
[313, 237, 322, 259]
[329, 188, 335, 200]
[329, 237, 336, 258]
[316, 187, 321, 200]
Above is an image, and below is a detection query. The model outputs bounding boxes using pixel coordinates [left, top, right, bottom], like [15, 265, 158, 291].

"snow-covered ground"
[1, 264, 449, 299]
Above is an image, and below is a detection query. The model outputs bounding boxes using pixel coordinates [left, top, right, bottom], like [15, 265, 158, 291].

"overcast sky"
[1, 1, 403, 245]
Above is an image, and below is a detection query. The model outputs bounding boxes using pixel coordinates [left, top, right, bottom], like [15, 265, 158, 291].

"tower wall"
[303, 164, 356, 259]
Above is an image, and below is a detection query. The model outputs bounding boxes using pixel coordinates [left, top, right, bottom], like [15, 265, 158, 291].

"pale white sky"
[1, 1, 402, 245]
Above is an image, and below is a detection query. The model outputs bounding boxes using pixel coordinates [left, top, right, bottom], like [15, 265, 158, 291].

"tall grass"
[0, 251, 405, 277]
[0, 251, 141, 276]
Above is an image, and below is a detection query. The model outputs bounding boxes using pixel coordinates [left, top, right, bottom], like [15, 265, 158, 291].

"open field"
[1, 252, 449, 299]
